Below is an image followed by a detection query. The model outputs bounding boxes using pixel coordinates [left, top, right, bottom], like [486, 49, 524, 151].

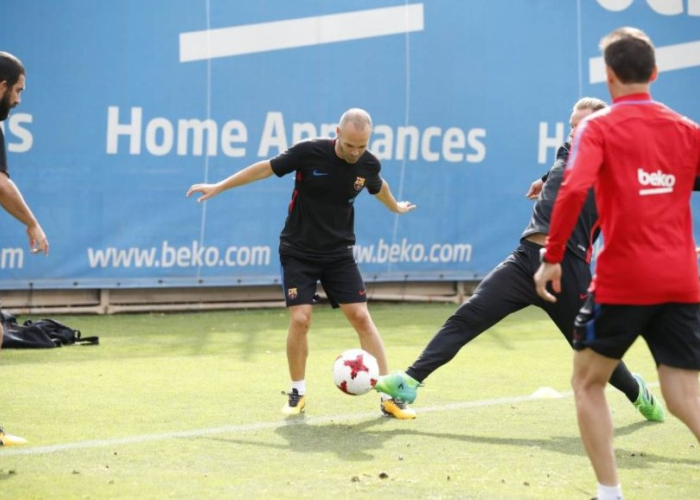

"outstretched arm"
[0, 174, 49, 255]
[186, 160, 275, 202]
[374, 180, 416, 214]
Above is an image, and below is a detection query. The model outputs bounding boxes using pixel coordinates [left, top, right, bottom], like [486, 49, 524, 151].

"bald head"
[338, 108, 373, 133]
[334, 108, 373, 164]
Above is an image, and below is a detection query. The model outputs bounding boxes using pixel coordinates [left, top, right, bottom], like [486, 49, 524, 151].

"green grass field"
[0, 303, 698, 499]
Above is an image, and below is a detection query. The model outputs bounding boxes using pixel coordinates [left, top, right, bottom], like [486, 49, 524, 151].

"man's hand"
[186, 183, 220, 203]
[526, 179, 544, 200]
[394, 201, 416, 214]
[534, 262, 561, 303]
[26, 223, 48, 255]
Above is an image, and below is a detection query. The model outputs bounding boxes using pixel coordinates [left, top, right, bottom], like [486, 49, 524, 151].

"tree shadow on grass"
[200, 416, 698, 468]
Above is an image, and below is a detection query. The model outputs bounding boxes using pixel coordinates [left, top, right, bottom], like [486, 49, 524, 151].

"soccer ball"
[332, 348, 379, 396]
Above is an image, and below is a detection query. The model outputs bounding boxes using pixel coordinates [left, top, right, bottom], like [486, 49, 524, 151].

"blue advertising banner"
[1, 0, 699, 289]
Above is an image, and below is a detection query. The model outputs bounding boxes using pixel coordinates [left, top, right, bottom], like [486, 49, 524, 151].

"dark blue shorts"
[573, 295, 700, 370]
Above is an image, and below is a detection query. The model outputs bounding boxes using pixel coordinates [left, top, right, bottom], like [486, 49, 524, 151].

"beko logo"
[591, 1, 700, 83]
[638, 168, 676, 195]
[597, 0, 700, 15]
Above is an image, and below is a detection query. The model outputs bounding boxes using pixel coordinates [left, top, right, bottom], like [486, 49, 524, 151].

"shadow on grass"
[202, 417, 393, 461]
[0, 470, 15, 482]
[199, 416, 698, 468]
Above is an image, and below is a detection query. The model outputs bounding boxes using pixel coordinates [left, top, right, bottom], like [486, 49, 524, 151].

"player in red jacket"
[534, 27, 700, 500]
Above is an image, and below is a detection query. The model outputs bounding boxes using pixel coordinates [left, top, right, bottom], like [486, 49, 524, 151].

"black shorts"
[279, 249, 367, 308]
[573, 295, 700, 370]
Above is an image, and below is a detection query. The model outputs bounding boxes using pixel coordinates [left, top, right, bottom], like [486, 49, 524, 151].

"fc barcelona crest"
[287, 287, 298, 300]
[354, 176, 366, 191]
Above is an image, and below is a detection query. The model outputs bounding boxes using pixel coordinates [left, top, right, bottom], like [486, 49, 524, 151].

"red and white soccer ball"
[332, 348, 379, 396]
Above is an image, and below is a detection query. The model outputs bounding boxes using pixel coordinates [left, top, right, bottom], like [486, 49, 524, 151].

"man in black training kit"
[375, 97, 664, 422]
[0, 52, 50, 446]
[187, 108, 417, 419]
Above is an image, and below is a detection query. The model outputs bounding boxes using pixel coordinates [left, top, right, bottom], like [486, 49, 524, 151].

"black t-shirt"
[0, 126, 9, 177]
[270, 138, 383, 254]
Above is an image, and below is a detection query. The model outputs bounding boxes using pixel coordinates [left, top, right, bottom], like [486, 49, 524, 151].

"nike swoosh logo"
[579, 293, 588, 300]
[359, 290, 366, 296]
[312, 169, 330, 177]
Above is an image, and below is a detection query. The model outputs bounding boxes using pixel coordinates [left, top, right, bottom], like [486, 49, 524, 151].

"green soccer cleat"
[374, 371, 421, 404]
[0, 426, 27, 447]
[633, 374, 665, 422]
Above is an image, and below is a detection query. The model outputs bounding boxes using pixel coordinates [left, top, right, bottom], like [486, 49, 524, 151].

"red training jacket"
[544, 93, 700, 304]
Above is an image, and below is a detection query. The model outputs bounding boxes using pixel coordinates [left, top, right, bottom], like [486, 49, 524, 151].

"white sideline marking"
[1, 390, 575, 457]
[179, 4, 425, 62]
[589, 39, 700, 83]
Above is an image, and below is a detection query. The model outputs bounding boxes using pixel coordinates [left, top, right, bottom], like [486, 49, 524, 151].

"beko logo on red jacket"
[638, 168, 676, 195]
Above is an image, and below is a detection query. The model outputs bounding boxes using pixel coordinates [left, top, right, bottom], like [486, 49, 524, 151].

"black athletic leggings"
[407, 240, 640, 402]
